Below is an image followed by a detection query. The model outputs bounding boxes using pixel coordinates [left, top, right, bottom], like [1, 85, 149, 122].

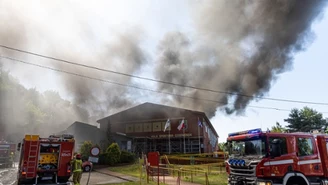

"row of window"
[269, 137, 314, 157]
[125, 120, 189, 133]
[125, 122, 171, 133]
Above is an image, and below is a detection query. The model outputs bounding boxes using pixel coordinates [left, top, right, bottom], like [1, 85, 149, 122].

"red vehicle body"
[16, 134, 75, 185]
[225, 128, 328, 185]
[82, 160, 93, 172]
[0, 140, 16, 168]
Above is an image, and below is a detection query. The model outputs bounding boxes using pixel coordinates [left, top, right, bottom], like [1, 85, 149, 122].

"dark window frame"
[297, 137, 314, 157]
[268, 136, 288, 155]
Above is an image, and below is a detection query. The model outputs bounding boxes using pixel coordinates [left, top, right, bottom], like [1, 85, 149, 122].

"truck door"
[296, 136, 323, 176]
[267, 136, 293, 177]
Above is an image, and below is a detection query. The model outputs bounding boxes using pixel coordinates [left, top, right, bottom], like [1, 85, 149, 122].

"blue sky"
[1, 1, 328, 142]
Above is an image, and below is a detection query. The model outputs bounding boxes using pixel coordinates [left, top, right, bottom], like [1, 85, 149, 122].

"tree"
[0, 68, 90, 140]
[285, 107, 327, 132]
[80, 141, 93, 160]
[271, 122, 286, 133]
[106, 143, 121, 165]
[218, 142, 226, 151]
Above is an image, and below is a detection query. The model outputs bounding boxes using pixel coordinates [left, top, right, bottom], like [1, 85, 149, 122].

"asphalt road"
[0, 166, 129, 185]
[0, 167, 18, 185]
[75, 171, 129, 185]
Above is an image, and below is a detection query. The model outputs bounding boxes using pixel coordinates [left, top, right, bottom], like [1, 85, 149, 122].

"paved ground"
[74, 171, 129, 185]
[0, 165, 130, 185]
[0, 167, 17, 185]
[0, 165, 202, 185]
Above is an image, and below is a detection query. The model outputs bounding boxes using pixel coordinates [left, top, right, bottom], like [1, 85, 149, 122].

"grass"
[183, 173, 228, 185]
[109, 162, 143, 178]
[103, 182, 166, 185]
[107, 160, 228, 185]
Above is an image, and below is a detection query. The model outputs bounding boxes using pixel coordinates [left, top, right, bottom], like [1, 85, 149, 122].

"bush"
[80, 141, 93, 159]
[106, 143, 121, 165]
[98, 153, 110, 165]
[120, 151, 135, 163]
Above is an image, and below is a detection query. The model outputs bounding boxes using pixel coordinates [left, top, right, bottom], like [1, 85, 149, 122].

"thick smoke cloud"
[54, 31, 147, 118]
[0, 1, 148, 138]
[155, 0, 328, 117]
[0, 0, 327, 140]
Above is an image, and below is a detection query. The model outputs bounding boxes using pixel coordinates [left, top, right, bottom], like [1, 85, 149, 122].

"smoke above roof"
[154, 0, 328, 117]
[0, 0, 327, 124]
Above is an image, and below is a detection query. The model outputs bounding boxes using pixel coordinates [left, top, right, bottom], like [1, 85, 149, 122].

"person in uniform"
[70, 153, 83, 185]
[10, 152, 14, 167]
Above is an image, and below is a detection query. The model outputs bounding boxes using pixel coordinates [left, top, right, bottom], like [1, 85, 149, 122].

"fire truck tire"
[84, 165, 91, 172]
[58, 177, 70, 183]
[284, 174, 309, 185]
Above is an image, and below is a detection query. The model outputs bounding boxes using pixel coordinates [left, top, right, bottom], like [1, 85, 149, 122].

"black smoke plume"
[155, 0, 327, 117]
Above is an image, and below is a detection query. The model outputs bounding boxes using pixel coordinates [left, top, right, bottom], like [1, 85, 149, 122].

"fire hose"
[85, 162, 93, 185]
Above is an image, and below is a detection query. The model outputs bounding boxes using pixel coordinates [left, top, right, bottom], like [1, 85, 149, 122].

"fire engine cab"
[16, 134, 75, 185]
[225, 128, 328, 185]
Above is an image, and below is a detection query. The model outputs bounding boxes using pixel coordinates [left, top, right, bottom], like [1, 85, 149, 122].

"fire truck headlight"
[257, 181, 272, 185]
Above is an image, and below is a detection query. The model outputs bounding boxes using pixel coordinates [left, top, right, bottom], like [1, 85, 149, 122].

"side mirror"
[17, 143, 21, 151]
[270, 143, 281, 158]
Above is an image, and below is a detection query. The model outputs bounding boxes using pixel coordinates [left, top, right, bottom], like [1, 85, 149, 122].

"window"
[269, 137, 288, 155]
[228, 137, 266, 157]
[297, 137, 314, 156]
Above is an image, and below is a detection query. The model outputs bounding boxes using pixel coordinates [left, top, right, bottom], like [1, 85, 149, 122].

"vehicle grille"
[228, 161, 258, 185]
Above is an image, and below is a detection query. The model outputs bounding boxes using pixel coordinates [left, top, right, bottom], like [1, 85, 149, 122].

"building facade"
[58, 121, 106, 151]
[97, 103, 219, 155]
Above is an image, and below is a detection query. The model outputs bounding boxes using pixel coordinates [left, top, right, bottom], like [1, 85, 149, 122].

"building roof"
[67, 121, 99, 131]
[97, 102, 219, 137]
[58, 121, 105, 142]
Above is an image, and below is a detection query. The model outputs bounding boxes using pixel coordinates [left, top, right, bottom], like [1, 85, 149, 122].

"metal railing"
[144, 163, 227, 185]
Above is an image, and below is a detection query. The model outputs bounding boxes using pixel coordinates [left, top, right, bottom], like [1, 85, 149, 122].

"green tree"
[285, 107, 327, 132]
[218, 142, 226, 151]
[0, 68, 90, 141]
[271, 122, 286, 133]
[80, 141, 93, 160]
[106, 143, 121, 165]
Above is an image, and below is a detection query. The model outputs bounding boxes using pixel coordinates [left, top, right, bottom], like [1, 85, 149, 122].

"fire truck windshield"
[227, 138, 266, 158]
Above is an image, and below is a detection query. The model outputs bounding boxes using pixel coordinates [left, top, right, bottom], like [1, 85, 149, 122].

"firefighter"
[70, 153, 83, 185]
[10, 152, 14, 167]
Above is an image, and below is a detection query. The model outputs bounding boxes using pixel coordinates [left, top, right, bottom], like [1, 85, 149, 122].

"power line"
[1, 44, 327, 106]
[1, 55, 328, 114]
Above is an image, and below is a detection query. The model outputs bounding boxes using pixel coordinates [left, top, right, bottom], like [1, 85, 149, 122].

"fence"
[143, 163, 227, 185]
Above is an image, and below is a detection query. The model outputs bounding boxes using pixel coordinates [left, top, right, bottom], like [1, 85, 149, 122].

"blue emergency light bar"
[228, 128, 262, 137]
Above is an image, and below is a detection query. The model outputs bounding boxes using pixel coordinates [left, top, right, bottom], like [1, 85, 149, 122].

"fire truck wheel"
[58, 177, 69, 183]
[83, 165, 91, 172]
[286, 176, 307, 185]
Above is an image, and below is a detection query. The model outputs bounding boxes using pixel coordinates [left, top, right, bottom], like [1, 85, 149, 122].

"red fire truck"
[16, 134, 75, 185]
[225, 128, 328, 185]
[0, 140, 16, 168]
